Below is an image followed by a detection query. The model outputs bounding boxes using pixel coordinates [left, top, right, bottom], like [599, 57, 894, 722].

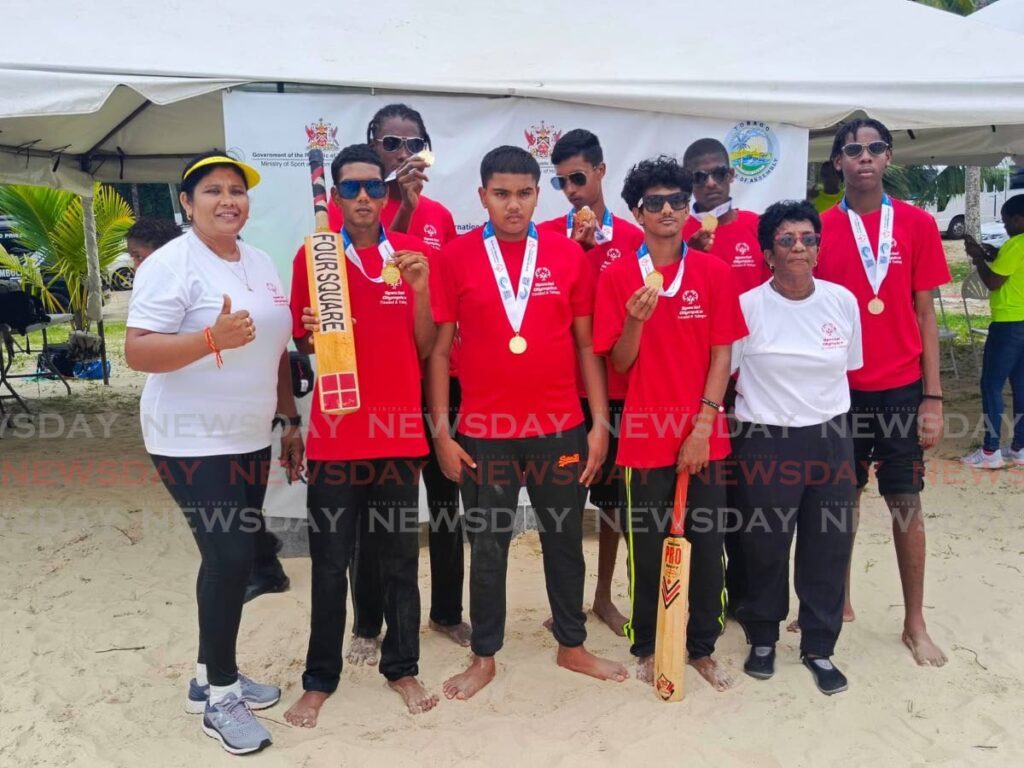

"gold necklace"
[221, 248, 252, 292]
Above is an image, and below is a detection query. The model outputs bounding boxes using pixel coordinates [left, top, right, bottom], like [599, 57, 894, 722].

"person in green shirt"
[808, 161, 844, 213]
[962, 194, 1024, 469]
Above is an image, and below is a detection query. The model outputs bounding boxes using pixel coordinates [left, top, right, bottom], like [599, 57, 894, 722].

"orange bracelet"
[204, 327, 224, 368]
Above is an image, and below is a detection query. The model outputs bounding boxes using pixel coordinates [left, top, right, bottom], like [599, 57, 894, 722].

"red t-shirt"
[594, 248, 748, 468]
[538, 212, 645, 400]
[290, 230, 430, 461]
[326, 194, 462, 377]
[815, 198, 951, 392]
[682, 209, 771, 295]
[432, 226, 593, 439]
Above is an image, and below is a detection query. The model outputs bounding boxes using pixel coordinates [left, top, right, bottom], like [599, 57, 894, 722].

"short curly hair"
[757, 200, 821, 253]
[620, 156, 693, 210]
[126, 218, 182, 250]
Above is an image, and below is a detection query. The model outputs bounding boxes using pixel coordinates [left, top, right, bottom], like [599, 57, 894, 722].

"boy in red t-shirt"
[538, 129, 644, 636]
[324, 104, 469, 666]
[594, 156, 748, 692]
[428, 146, 629, 700]
[815, 118, 950, 667]
[284, 145, 439, 726]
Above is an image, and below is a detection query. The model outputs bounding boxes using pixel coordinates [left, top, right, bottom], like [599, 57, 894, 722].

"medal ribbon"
[840, 195, 893, 297]
[690, 198, 732, 221]
[636, 242, 687, 297]
[341, 226, 395, 284]
[566, 207, 613, 244]
[483, 221, 539, 337]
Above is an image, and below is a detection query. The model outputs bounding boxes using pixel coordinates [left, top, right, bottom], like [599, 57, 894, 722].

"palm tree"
[0, 184, 134, 328]
[912, 0, 977, 13]
[884, 165, 1008, 209]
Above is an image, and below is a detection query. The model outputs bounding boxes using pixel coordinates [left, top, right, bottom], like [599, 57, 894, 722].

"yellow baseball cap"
[182, 154, 261, 189]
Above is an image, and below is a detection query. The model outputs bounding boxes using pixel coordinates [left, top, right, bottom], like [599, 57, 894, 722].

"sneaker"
[1001, 446, 1024, 467]
[201, 693, 272, 755]
[743, 645, 776, 680]
[244, 560, 290, 603]
[802, 655, 848, 696]
[960, 448, 1005, 470]
[186, 673, 281, 715]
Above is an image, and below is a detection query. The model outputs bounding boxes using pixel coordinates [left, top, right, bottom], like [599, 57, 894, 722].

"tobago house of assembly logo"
[726, 121, 779, 184]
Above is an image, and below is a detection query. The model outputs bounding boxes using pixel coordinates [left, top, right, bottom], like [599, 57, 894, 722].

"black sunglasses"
[840, 141, 890, 158]
[774, 232, 820, 249]
[337, 179, 387, 200]
[692, 166, 731, 186]
[641, 192, 689, 213]
[375, 135, 428, 154]
[551, 171, 589, 190]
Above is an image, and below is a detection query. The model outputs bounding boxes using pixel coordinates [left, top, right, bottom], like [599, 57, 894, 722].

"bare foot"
[443, 655, 496, 700]
[284, 690, 330, 728]
[430, 620, 472, 648]
[592, 596, 628, 637]
[635, 655, 654, 684]
[556, 645, 629, 682]
[902, 624, 947, 667]
[689, 656, 734, 692]
[786, 619, 801, 633]
[346, 635, 380, 666]
[844, 601, 856, 622]
[387, 676, 440, 714]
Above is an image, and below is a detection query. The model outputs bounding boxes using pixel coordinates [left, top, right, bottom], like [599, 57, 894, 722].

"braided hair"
[366, 103, 432, 149]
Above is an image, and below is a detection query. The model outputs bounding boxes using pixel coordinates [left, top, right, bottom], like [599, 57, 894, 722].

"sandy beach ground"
[1, 279, 1023, 767]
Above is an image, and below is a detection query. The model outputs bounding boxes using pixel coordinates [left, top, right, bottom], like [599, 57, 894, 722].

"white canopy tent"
[4, 0, 1024, 192]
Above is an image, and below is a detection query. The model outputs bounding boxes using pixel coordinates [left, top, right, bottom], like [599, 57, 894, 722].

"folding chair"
[933, 288, 958, 379]
[961, 270, 991, 367]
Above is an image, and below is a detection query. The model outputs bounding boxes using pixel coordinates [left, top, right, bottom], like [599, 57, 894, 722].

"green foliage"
[911, 0, 977, 15]
[0, 184, 134, 325]
[884, 165, 1008, 209]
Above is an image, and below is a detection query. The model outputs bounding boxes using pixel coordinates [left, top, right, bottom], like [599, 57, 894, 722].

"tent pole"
[82, 193, 109, 385]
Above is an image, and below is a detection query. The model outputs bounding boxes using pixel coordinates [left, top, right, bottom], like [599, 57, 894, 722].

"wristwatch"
[272, 414, 302, 429]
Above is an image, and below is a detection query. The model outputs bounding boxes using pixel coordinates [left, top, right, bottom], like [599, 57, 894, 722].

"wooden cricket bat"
[305, 149, 360, 415]
[654, 472, 692, 702]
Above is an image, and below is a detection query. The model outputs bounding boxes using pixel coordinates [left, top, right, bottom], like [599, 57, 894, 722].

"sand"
[1, 345, 1023, 767]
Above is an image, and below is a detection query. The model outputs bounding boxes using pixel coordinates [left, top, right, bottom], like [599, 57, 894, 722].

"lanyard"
[566, 207, 613, 244]
[340, 226, 395, 283]
[482, 221, 539, 335]
[840, 195, 894, 297]
[637, 242, 687, 297]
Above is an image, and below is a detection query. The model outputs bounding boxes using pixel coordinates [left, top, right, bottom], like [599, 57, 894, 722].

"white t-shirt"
[128, 231, 293, 456]
[732, 279, 863, 428]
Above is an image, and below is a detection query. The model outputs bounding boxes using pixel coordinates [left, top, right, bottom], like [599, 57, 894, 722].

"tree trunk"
[130, 184, 141, 216]
[965, 165, 982, 241]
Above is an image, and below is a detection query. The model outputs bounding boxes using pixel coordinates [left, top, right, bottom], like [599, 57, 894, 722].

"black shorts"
[581, 398, 625, 510]
[847, 379, 925, 495]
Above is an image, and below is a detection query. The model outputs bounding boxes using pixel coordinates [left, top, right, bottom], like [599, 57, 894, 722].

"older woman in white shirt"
[730, 200, 862, 696]
[125, 152, 302, 755]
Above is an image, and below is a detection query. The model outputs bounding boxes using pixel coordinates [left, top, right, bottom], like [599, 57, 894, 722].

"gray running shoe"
[201, 693, 272, 755]
[186, 673, 281, 714]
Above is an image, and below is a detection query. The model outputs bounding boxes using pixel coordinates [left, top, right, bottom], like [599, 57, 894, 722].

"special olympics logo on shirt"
[822, 322, 837, 338]
[725, 121, 779, 184]
[682, 289, 699, 304]
[535, 267, 552, 280]
[602, 248, 621, 271]
[735, 242, 750, 256]
[424, 224, 437, 238]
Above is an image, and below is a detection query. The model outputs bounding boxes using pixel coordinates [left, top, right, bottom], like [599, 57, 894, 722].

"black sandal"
[802, 655, 848, 695]
[744, 645, 776, 680]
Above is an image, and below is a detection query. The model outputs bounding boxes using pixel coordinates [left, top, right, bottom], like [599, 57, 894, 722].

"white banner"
[223, 91, 808, 287]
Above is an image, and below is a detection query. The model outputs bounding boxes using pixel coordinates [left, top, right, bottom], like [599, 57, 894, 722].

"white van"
[927, 189, 1009, 239]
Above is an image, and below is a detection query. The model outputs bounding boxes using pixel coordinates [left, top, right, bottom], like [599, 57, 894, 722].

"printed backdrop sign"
[223, 91, 808, 287]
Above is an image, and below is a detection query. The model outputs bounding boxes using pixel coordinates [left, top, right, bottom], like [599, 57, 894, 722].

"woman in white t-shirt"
[730, 200, 862, 697]
[125, 152, 301, 755]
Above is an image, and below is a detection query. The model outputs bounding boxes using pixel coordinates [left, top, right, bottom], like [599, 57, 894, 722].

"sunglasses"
[840, 141, 890, 158]
[337, 179, 387, 199]
[550, 171, 589, 190]
[375, 135, 428, 154]
[774, 232, 821, 249]
[692, 166, 731, 186]
[641, 192, 690, 213]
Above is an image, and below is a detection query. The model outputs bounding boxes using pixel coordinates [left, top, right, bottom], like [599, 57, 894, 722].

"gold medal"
[867, 297, 885, 315]
[509, 335, 528, 355]
[645, 271, 665, 290]
[702, 214, 719, 233]
[575, 206, 596, 225]
[381, 263, 401, 287]
[416, 149, 435, 167]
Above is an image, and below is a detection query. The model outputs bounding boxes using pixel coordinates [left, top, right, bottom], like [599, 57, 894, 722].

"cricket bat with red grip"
[305, 149, 359, 415]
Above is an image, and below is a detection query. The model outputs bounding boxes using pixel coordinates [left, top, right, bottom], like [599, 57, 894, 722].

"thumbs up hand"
[211, 293, 255, 350]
